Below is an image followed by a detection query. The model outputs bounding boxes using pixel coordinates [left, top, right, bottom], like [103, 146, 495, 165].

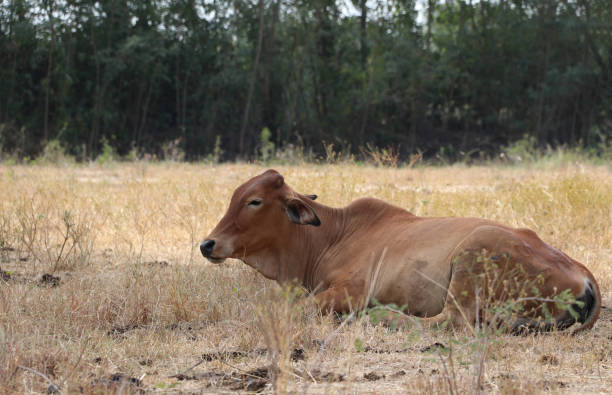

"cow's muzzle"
[200, 239, 215, 256]
[200, 239, 225, 263]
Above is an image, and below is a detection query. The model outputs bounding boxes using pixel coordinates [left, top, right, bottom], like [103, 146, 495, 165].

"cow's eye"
[247, 199, 262, 207]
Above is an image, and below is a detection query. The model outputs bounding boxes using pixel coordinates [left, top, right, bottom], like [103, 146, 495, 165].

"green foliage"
[214, 136, 224, 163]
[161, 138, 185, 162]
[354, 338, 364, 353]
[555, 289, 584, 321]
[155, 382, 179, 390]
[38, 139, 74, 165]
[203, 135, 225, 164]
[96, 137, 116, 164]
[502, 134, 540, 163]
[0, 1, 610, 161]
[259, 127, 275, 163]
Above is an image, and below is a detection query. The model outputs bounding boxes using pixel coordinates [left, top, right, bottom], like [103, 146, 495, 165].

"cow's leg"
[377, 302, 475, 332]
[418, 226, 537, 332]
[373, 257, 478, 332]
[418, 264, 478, 332]
[315, 287, 355, 314]
[378, 263, 477, 332]
[384, 226, 528, 332]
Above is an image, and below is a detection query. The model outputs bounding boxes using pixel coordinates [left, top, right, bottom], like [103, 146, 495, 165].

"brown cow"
[200, 169, 601, 333]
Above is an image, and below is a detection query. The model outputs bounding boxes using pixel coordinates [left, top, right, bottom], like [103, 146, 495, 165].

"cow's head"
[200, 170, 320, 272]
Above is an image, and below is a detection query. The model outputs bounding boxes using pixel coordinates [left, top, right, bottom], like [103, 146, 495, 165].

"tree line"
[0, 0, 610, 161]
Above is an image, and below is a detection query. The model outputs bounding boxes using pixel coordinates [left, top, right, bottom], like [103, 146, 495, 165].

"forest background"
[0, 0, 611, 163]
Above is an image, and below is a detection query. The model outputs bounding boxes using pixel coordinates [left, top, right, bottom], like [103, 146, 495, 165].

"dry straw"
[0, 162, 610, 393]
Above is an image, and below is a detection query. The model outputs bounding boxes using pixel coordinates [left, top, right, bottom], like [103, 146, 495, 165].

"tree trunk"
[239, 0, 265, 157]
[89, 4, 101, 158]
[426, 0, 435, 51]
[43, 0, 55, 143]
[175, 52, 181, 136]
[360, 0, 367, 72]
[535, 0, 553, 143]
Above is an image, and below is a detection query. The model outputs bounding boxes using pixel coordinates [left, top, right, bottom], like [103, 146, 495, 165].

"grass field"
[0, 162, 610, 394]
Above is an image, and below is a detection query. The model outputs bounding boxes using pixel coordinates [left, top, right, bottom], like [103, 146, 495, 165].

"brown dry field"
[0, 162, 611, 394]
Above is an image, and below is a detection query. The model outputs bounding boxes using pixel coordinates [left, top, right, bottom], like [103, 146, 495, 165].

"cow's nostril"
[200, 239, 215, 257]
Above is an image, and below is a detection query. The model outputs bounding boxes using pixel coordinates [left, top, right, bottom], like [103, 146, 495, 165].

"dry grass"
[0, 162, 610, 394]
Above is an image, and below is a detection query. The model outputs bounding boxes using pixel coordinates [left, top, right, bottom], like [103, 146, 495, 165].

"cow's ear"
[285, 198, 321, 226]
[304, 194, 317, 201]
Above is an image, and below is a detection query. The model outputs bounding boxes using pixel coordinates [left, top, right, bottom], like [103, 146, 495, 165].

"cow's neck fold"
[286, 200, 346, 290]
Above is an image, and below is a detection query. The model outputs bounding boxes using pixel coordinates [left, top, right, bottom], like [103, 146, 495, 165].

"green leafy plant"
[38, 139, 74, 165]
[96, 137, 116, 164]
[259, 127, 275, 163]
[502, 134, 540, 164]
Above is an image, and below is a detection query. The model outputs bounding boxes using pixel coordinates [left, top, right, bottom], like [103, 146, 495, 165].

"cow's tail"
[568, 277, 601, 334]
